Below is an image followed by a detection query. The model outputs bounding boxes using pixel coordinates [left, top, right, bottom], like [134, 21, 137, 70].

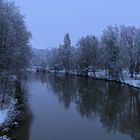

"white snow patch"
[124, 79, 140, 87]
[48, 69, 140, 88]
[0, 109, 9, 126]
[95, 70, 108, 78]
[0, 98, 16, 127]
[90, 70, 140, 88]
[0, 135, 10, 140]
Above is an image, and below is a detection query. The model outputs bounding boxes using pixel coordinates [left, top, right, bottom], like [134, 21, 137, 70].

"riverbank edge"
[0, 77, 26, 140]
[44, 70, 140, 90]
[0, 99, 25, 140]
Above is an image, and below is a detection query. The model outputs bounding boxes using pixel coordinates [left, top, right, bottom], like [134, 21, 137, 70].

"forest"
[0, 0, 31, 101]
[32, 26, 140, 81]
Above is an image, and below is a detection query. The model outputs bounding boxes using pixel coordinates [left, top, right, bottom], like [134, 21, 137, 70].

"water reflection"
[12, 73, 140, 140]
[47, 74, 140, 140]
[10, 80, 33, 140]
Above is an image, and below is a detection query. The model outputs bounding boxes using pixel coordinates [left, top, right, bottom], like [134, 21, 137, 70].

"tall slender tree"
[62, 33, 71, 74]
[120, 25, 136, 78]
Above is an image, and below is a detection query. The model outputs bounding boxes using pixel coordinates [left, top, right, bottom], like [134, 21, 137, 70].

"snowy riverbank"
[0, 99, 16, 140]
[45, 69, 140, 89]
[28, 67, 140, 88]
[94, 70, 140, 88]
[0, 97, 22, 140]
[0, 99, 17, 127]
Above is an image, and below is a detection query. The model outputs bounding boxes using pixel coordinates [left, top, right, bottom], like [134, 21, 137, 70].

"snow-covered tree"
[0, 0, 31, 78]
[120, 25, 136, 78]
[101, 26, 122, 80]
[134, 28, 140, 74]
[77, 35, 99, 76]
[0, 0, 31, 103]
[70, 46, 79, 73]
[62, 33, 71, 74]
[47, 46, 64, 72]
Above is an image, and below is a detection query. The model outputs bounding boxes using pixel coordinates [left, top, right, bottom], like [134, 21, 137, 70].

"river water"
[11, 73, 140, 140]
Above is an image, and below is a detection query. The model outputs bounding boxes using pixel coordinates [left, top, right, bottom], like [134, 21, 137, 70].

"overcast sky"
[14, 0, 140, 49]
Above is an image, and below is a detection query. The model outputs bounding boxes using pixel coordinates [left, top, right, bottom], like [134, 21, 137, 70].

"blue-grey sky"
[15, 0, 140, 49]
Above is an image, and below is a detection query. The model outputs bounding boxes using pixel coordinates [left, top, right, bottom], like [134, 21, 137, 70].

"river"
[10, 73, 140, 140]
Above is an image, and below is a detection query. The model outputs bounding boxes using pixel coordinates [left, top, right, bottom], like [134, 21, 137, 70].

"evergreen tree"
[62, 33, 71, 74]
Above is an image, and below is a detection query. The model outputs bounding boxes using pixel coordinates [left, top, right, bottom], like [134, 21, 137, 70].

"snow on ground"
[95, 70, 108, 78]
[0, 135, 10, 140]
[124, 79, 140, 87]
[0, 98, 16, 127]
[0, 108, 9, 126]
[30, 68, 140, 88]
[0, 99, 16, 140]
[88, 70, 140, 88]
[0, 108, 11, 140]
[94, 70, 140, 88]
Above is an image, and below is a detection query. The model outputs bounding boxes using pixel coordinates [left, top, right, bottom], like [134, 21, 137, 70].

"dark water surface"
[11, 73, 140, 140]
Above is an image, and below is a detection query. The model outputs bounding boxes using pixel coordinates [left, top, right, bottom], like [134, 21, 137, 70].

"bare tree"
[120, 25, 136, 78]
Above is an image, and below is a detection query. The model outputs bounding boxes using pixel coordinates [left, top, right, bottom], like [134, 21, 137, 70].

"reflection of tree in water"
[34, 73, 48, 84]
[75, 78, 102, 118]
[118, 88, 140, 140]
[48, 74, 77, 109]
[9, 80, 33, 140]
[98, 83, 126, 136]
[47, 74, 140, 140]
[98, 84, 140, 140]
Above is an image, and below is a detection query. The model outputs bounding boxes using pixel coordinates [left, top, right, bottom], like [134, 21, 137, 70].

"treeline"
[0, 0, 31, 79]
[0, 0, 31, 104]
[45, 25, 140, 80]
